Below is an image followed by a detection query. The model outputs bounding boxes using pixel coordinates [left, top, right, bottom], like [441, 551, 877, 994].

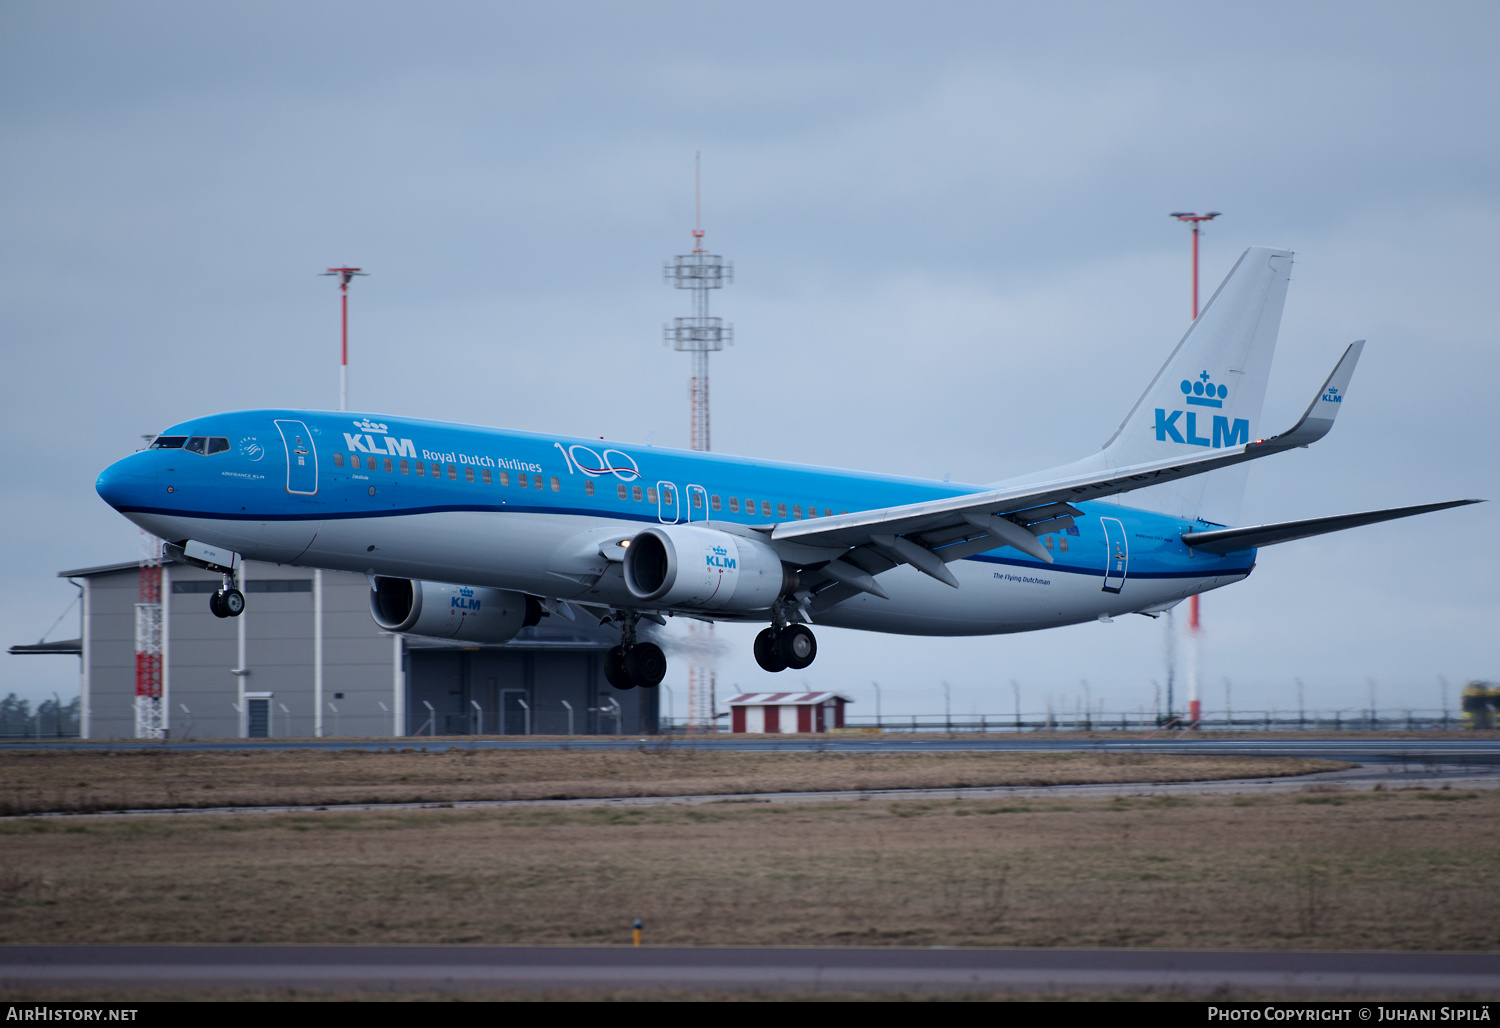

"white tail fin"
[995, 245, 1294, 525]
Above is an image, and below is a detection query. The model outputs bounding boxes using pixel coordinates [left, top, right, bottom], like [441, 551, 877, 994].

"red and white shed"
[727, 692, 853, 734]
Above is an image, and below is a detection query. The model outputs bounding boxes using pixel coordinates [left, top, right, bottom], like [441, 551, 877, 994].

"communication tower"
[664, 154, 732, 730]
[134, 526, 165, 739]
[664, 155, 733, 452]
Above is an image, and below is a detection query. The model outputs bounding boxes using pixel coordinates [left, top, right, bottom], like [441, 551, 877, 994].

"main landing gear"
[754, 623, 817, 673]
[208, 573, 244, 619]
[604, 614, 666, 691]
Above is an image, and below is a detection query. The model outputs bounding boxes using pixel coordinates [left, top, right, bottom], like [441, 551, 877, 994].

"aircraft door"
[656, 482, 679, 524]
[1100, 516, 1128, 594]
[685, 484, 708, 523]
[274, 420, 318, 495]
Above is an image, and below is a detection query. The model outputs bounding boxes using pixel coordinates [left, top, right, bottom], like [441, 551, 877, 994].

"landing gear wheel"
[754, 627, 787, 673]
[604, 646, 634, 690]
[624, 642, 666, 688]
[220, 588, 245, 617]
[776, 624, 817, 670]
[209, 592, 228, 618]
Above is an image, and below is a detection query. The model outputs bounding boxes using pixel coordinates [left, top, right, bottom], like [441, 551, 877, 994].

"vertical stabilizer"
[996, 246, 1293, 525]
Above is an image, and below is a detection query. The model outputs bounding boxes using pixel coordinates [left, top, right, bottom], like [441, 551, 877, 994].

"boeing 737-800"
[94, 247, 1479, 689]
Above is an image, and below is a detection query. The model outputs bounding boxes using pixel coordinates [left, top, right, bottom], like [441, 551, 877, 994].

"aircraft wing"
[1180, 499, 1482, 554]
[769, 343, 1366, 587]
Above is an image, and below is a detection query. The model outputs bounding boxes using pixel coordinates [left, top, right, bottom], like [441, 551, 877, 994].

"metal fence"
[659, 708, 1473, 734]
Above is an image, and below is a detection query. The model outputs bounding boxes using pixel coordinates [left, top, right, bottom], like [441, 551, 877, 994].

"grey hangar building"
[51, 557, 658, 739]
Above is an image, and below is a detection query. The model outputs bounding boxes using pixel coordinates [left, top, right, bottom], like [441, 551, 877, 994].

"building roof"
[725, 691, 853, 706]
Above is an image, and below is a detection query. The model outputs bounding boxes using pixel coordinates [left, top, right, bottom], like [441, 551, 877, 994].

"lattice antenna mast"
[664, 152, 732, 453]
[664, 154, 733, 733]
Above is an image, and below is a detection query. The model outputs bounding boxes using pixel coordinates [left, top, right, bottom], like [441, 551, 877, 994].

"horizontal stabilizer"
[1181, 499, 1483, 554]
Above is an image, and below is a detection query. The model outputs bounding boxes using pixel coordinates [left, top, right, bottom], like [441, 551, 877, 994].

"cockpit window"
[150, 436, 187, 449]
[183, 436, 230, 455]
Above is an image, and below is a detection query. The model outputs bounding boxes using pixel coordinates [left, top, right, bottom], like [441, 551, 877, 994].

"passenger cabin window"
[550, 476, 560, 492]
[350, 454, 361, 469]
[632, 485, 643, 502]
[792, 505, 802, 519]
[534, 475, 542, 490]
[661, 486, 673, 506]
[384, 457, 393, 473]
[1059, 537, 1069, 553]
[647, 487, 657, 504]
[585, 480, 595, 496]
[1044, 535, 1054, 550]
[415, 461, 426, 476]
[334, 453, 345, 467]
[519, 473, 529, 488]
[400, 459, 409, 474]
[618, 483, 628, 500]
[465, 466, 475, 482]
[710, 495, 721, 511]
[729, 497, 739, 513]
[482, 468, 491, 484]
[499, 471, 509, 486]
[824, 508, 833, 517]
[447, 465, 458, 480]
[761, 501, 771, 517]
[149, 436, 186, 449]
[692, 492, 703, 509]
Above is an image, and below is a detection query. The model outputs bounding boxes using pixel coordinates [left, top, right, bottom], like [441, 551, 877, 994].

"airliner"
[94, 247, 1479, 690]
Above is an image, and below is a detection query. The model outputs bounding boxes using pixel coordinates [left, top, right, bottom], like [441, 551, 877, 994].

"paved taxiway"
[4, 735, 1500, 764]
[3, 945, 1497, 994]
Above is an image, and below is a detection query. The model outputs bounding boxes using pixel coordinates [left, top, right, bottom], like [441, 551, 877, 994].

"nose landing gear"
[209, 573, 245, 619]
[754, 623, 817, 672]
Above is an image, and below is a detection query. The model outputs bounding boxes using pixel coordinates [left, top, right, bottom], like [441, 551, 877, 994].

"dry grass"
[1, 788, 1497, 952]
[0, 748, 1346, 815]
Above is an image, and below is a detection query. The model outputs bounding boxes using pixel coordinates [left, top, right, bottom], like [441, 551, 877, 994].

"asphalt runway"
[3, 945, 1497, 994]
[5, 735, 1500, 765]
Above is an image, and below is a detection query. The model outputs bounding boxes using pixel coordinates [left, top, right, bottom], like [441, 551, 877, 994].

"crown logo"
[712, 545, 728, 556]
[1180, 370, 1228, 408]
[353, 419, 389, 433]
[1322, 385, 1342, 403]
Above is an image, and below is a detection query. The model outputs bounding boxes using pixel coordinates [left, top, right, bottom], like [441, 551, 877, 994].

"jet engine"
[369, 577, 541, 643]
[622, 525, 789, 611]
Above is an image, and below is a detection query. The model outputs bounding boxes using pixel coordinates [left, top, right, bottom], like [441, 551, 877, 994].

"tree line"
[0, 694, 81, 737]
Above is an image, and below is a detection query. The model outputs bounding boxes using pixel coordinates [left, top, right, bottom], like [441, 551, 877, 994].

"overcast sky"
[2, 1, 1496, 719]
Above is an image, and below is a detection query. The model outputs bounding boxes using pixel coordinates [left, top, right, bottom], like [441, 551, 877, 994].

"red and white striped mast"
[1170, 211, 1221, 728]
[321, 266, 366, 412]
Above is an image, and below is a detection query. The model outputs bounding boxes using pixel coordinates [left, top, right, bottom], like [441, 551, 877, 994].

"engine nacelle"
[370, 577, 540, 644]
[622, 525, 788, 611]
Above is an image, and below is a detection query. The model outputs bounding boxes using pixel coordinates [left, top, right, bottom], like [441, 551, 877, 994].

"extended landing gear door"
[1100, 516, 1128, 594]
[274, 420, 318, 496]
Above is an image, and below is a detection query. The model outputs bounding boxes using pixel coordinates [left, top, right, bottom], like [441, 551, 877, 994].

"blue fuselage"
[96, 409, 1254, 636]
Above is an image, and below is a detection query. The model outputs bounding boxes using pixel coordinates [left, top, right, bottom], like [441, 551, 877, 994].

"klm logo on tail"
[1155, 370, 1249, 448]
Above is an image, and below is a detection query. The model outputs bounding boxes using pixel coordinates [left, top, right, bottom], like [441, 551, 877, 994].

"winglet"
[1271, 340, 1364, 448]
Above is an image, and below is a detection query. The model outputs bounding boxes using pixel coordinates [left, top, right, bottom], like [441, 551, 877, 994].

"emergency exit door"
[1100, 516, 1129, 594]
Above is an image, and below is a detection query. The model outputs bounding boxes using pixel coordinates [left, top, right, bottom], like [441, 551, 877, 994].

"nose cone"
[96, 452, 156, 511]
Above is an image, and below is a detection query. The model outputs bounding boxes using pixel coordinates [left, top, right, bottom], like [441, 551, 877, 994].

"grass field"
[0, 747, 1347, 814]
[3, 786, 1497, 952]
